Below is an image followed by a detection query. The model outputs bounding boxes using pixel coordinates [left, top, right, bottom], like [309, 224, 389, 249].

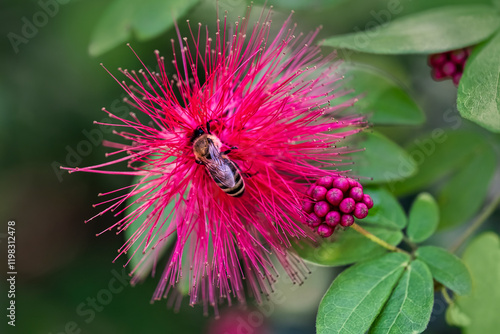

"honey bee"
[191, 121, 245, 197]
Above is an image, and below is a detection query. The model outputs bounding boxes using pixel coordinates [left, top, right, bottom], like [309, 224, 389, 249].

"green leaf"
[416, 246, 472, 295]
[393, 130, 496, 229]
[369, 260, 434, 334]
[394, 131, 483, 196]
[438, 147, 496, 229]
[341, 65, 424, 125]
[406, 193, 439, 243]
[89, 0, 137, 57]
[323, 5, 500, 54]
[132, 0, 200, 40]
[89, 0, 200, 56]
[252, 0, 347, 9]
[446, 232, 500, 333]
[495, 0, 500, 10]
[457, 31, 500, 133]
[351, 131, 417, 184]
[297, 224, 403, 267]
[317, 252, 410, 334]
[363, 187, 407, 229]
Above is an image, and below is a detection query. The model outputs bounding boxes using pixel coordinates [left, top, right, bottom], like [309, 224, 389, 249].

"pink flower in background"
[63, 7, 364, 314]
[428, 47, 471, 86]
[206, 307, 271, 334]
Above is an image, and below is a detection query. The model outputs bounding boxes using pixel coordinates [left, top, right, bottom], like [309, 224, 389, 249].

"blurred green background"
[1, 0, 498, 333]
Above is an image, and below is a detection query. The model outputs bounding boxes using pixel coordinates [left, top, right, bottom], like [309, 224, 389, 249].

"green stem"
[441, 286, 453, 305]
[450, 193, 500, 253]
[403, 235, 418, 252]
[351, 223, 410, 255]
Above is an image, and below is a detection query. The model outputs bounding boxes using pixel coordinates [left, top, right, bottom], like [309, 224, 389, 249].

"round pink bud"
[340, 214, 354, 227]
[362, 194, 374, 209]
[306, 214, 322, 227]
[325, 211, 341, 227]
[450, 49, 467, 64]
[317, 176, 334, 188]
[339, 198, 355, 213]
[442, 62, 456, 76]
[452, 72, 462, 86]
[332, 177, 350, 192]
[432, 68, 446, 80]
[302, 200, 314, 213]
[317, 224, 334, 238]
[429, 53, 447, 67]
[347, 178, 361, 189]
[349, 187, 363, 202]
[353, 203, 369, 219]
[306, 184, 316, 197]
[326, 188, 344, 206]
[311, 186, 327, 201]
[314, 201, 330, 217]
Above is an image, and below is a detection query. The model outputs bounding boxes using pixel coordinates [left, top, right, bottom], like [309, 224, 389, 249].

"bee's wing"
[205, 143, 236, 188]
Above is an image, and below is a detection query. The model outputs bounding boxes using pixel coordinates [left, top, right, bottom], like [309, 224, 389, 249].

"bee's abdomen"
[222, 172, 245, 197]
[213, 161, 245, 197]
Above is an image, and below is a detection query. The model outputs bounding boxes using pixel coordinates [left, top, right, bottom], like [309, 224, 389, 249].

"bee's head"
[190, 125, 205, 143]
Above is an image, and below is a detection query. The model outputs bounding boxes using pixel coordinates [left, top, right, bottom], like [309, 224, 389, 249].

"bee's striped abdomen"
[211, 159, 245, 197]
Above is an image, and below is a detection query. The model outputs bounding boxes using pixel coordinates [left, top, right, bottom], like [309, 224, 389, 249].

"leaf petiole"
[351, 223, 410, 255]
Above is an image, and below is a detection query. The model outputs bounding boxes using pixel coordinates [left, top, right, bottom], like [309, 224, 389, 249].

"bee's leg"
[242, 171, 259, 178]
[206, 119, 220, 134]
[195, 159, 204, 165]
[222, 146, 238, 155]
[240, 160, 258, 178]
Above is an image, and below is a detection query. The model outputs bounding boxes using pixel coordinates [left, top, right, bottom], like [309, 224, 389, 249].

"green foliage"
[317, 252, 410, 334]
[323, 5, 500, 54]
[369, 260, 434, 334]
[341, 65, 425, 125]
[88, 0, 138, 57]
[394, 130, 496, 229]
[254, 0, 347, 9]
[89, 0, 200, 56]
[351, 131, 417, 184]
[458, 31, 500, 132]
[363, 187, 407, 229]
[132, 0, 200, 40]
[416, 246, 472, 295]
[407, 193, 439, 243]
[437, 147, 496, 229]
[297, 225, 403, 266]
[446, 232, 500, 333]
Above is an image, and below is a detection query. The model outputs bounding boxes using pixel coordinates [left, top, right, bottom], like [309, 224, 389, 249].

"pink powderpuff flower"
[62, 7, 364, 315]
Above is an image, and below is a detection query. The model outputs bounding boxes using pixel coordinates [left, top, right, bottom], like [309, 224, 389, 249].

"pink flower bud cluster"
[428, 47, 471, 86]
[302, 176, 373, 238]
